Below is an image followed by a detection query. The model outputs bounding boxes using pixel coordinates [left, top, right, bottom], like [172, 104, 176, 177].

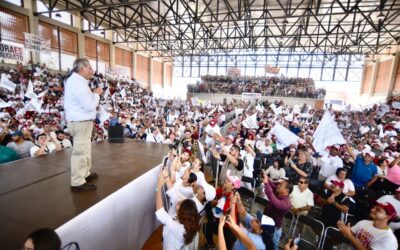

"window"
[83, 19, 105, 38]
[84, 37, 110, 74]
[4, 0, 22, 6]
[0, 7, 29, 63]
[38, 21, 78, 71]
[115, 47, 132, 77]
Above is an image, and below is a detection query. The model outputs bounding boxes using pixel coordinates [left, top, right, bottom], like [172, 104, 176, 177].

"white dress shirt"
[64, 72, 100, 122]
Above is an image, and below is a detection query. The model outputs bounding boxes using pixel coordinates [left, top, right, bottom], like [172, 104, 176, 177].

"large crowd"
[1, 61, 400, 250]
[187, 75, 327, 99]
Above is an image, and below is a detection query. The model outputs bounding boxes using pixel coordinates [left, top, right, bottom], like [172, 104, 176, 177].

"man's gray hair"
[72, 58, 91, 73]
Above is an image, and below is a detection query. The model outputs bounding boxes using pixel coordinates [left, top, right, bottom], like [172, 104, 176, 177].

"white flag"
[312, 111, 346, 153]
[255, 104, 264, 113]
[120, 88, 126, 98]
[268, 123, 300, 150]
[0, 74, 17, 92]
[37, 89, 48, 98]
[242, 114, 259, 129]
[392, 102, 400, 109]
[0, 99, 12, 108]
[378, 104, 390, 116]
[235, 108, 244, 118]
[197, 140, 207, 164]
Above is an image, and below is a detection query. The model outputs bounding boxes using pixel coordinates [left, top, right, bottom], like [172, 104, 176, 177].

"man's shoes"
[85, 172, 98, 182]
[70, 183, 97, 192]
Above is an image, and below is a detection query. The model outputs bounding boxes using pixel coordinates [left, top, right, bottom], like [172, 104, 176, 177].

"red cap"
[331, 180, 345, 189]
[375, 202, 397, 219]
[330, 144, 340, 151]
[183, 149, 192, 156]
[210, 120, 216, 127]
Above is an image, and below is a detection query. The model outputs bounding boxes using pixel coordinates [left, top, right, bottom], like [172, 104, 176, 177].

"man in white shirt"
[204, 119, 221, 146]
[338, 202, 398, 250]
[146, 127, 163, 143]
[64, 58, 103, 192]
[377, 188, 400, 223]
[318, 144, 343, 181]
[290, 177, 314, 215]
[30, 133, 61, 157]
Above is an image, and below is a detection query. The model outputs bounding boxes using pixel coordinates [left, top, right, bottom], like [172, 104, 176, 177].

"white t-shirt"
[290, 185, 314, 209]
[59, 139, 72, 149]
[265, 166, 286, 180]
[241, 151, 255, 179]
[351, 220, 398, 250]
[30, 142, 56, 157]
[377, 195, 400, 218]
[204, 125, 221, 144]
[155, 208, 186, 250]
[324, 175, 355, 194]
[319, 155, 343, 178]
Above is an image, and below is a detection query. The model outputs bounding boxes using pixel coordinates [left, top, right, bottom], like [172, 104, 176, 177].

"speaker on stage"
[108, 125, 124, 143]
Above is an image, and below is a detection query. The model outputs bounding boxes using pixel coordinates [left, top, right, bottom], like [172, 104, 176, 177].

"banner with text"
[0, 43, 24, 62]
[265, 65, 280, 74]
[227, 67, 241, 76]
[241, 92, 262, 102]
[24, 33, 51, 54]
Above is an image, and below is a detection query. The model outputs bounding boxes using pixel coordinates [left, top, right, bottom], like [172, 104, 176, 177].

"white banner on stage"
[56, 165, 161, 250]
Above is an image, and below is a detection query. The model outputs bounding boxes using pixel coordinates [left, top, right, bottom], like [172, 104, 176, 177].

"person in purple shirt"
[262, 173, 292, 250]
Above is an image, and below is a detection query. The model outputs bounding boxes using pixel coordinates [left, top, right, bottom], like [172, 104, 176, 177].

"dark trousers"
[204, 202, 236, 249]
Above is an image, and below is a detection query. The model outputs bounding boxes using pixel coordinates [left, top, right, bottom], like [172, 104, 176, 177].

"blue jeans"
[273, 227, 282, 250]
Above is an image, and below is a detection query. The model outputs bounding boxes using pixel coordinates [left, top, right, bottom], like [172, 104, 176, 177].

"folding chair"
[250, 195, 269, 216]
[253, 159, 263, 188]
[291, 214, 325, 250]
[280, 211, 295, 243]
[241, 176, 256, 189]
[237, 186, 255, 212]
[320, 227, 352, 250]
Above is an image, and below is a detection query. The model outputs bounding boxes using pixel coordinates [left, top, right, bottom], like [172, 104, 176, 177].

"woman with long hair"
[156, 169, 200, 249]
[265, 158, 286, 181]
[22, 228, 61, 250]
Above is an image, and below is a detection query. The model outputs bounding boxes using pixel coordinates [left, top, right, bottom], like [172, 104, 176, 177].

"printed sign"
[24, 33, 51, 54]
[0, 43, 24, 61]
[265, 65, 280, 74]
[241, 92, 262, 101]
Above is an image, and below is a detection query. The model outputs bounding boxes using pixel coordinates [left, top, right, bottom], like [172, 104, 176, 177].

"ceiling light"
[377, 12, 385, 20]
[55, 13, 61, 18]
[282, 19, 288, 24]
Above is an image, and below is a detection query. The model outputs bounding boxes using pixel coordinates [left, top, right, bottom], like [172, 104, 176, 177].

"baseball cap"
[256, 211, 276, 230]
[363, 150, 375, 158]
[374, 202, 397, 219]
[210, 120, 216, 127]
[226, 170, 241, 189]
[11, 131, 23, 137]
[396, 187, 400, 193]
[331, 144, 340, 151]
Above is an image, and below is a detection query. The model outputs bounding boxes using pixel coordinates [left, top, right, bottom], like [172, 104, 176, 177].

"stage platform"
[0, 140, 168, 250]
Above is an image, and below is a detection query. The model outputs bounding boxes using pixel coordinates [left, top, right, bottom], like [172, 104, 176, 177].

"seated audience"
[290, 177, 314, 215]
